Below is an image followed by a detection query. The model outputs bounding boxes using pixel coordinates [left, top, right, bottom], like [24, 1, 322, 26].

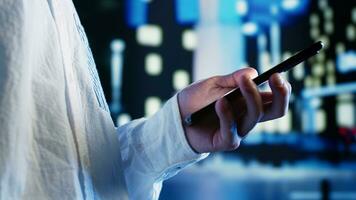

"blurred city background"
[72, 0, 356, 199]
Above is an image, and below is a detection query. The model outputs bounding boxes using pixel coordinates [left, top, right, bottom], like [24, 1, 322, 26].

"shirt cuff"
[152, 93, 208, 181]
[171, 93, 209, 162]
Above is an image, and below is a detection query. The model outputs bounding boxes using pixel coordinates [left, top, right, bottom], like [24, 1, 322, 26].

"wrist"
[177, 92, 201, 154]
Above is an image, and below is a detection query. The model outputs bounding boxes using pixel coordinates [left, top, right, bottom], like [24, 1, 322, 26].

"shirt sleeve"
[0, 1, 35, 197]
[117, 94, 209, 199]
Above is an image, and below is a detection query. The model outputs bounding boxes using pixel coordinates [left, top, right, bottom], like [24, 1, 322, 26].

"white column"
[193, 0, 245, 81]
[270, 21, 281, 65]
[110, 39, 125, 114]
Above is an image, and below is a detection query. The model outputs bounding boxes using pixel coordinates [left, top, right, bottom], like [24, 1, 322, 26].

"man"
[0, 0, 291, 199]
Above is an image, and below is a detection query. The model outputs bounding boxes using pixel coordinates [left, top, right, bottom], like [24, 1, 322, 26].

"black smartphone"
[184, 41, 324, 126]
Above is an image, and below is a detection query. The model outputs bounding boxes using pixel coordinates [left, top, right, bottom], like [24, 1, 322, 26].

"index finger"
[216, 67, 258, 89]
[260, 73, 291, 122]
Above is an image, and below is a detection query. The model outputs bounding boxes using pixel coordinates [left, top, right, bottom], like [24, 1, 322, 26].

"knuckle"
[245, 67, 258, 76]
[209, 76, 222, 84]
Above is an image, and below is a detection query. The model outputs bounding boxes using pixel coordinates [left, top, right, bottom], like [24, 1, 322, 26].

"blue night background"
[73, 0, 356, 199]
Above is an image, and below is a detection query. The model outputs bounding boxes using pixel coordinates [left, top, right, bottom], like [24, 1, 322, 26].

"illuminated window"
[346, 24, 356, 41]
[324, 21, 334, 34]
[145, 53, 162, 76]
[302, 110, 309, 133]
[316, 52, 325, 63]
[337, 102, 355, 128]
[309, 14, 319, 26]
[315, 109, 326, 132]
[173, 70, 190, 90]
[323, 8, 333, 20]
[182, 30, 197, 51]
[326, 60, 336, 85]
[310, 97, 322, 108]
[283, 52, 294, 80]
[337, 51, 356, 73]
[318, 0, 327, 10]
[145, 97, 162, 117]
[326, 74, 336, 85]
[337, 94, 353, 101]
[276, 111, 292, 134]
[261, 52, 272, 72]
[137, 25, 163, 46]
[242, 22, 258, 36]
[235, 0, 248, 16]
[304, 76, 313, 88]
[281, 0, 300, 11]
[293, 62, 305, 80]
[310, 27, 320, 39]
[117, 113, 131, 126]
[335, 42, 345, 55]
[326, 60, 335, 73]
[313, 77, 321, 88]
[312, 63, 324, 77]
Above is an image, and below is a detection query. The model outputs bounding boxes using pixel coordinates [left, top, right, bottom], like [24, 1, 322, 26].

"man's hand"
[178, 68, 291, 153]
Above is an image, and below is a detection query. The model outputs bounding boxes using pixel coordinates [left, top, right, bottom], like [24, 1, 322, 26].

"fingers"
[260, 92, 273, 103]
[238, 75, 263, 136]
[214, 97, 241, 151]
[260, 73, 291, 122]
[212, 72, 291, 153]
[216, 67, 258, 88]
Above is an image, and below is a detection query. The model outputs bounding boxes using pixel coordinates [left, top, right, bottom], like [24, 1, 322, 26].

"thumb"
[215, 97, 241, 151]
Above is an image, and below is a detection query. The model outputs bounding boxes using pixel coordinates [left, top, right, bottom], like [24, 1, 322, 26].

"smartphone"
[184, 41, 324, 126]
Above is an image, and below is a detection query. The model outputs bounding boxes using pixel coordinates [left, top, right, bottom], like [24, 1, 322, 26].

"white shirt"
[0, 0, 207, 199]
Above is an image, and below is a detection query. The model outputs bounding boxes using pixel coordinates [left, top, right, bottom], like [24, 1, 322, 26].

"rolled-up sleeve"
[117, 94, 209, 199]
